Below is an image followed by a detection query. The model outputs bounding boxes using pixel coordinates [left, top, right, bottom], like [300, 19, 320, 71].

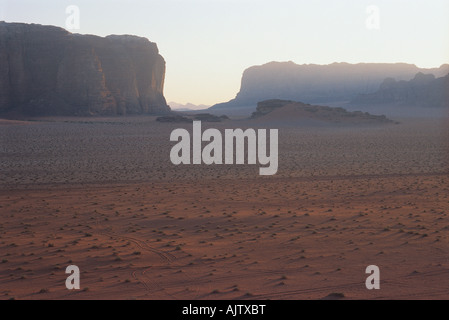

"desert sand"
[0, 116, 448, 300]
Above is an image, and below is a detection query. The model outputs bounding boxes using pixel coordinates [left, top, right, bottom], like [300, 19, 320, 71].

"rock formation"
[250, 99, 393, 124]
[211, 62, 449, 110]
[0, 22, 170, 116]
[352, 72, 449, 108]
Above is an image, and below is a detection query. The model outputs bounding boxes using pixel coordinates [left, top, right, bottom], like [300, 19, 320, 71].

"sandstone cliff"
[211, 62, 449, 110]
[0, 22, 170, 116]
[352, 72, 449, 108]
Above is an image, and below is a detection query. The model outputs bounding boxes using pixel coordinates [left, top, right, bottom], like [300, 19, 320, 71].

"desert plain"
[0, 115, 448, 300]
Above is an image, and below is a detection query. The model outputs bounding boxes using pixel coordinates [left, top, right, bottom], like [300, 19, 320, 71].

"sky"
[1, 0, 449, 106]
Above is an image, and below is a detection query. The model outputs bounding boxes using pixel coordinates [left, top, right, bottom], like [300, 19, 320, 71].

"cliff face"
[0, 22, 170, 116]
[211, 62, 449, 109]
[352, 72, 449, 108]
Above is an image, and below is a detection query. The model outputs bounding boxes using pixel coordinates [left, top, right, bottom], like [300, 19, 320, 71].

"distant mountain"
[210, 62, 449, 110]
[0, 22, 170, 116]
[352, 72, 449, 108]
[168, 102, 210, 111]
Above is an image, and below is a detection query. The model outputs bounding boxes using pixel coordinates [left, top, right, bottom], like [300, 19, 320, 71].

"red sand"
[0, 117, 448, 299]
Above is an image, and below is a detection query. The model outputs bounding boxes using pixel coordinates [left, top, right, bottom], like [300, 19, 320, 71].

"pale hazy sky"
[1, 0, 449, 105]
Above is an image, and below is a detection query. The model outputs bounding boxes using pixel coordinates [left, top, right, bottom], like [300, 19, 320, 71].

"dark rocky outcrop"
[352, 72, 449, 108]
[156, 115, 192, 123]
[251, 99, 296, 118]
[251, 99, 394, 124]
[0, 22, 170, 116]
[211, 62, 449, 110]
